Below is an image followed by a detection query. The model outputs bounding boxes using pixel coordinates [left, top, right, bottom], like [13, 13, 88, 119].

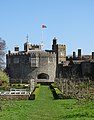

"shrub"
[11, 84, 30, 90]
[29, 94, 35, 100]
[50, 84, 72, 99]
[50, 84, 59, 99]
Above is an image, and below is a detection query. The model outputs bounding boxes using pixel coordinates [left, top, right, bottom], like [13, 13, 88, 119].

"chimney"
[78, 49, 81, 59]
[73, 51, 76, 58]
[14, 46, 19, 51]
[92, 52, 94, 59]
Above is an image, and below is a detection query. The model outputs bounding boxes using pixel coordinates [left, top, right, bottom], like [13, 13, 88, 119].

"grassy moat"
[0, 85, 94, 120]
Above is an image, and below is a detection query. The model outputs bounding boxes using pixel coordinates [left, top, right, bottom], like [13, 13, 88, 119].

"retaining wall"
[0, 95, 29, 100]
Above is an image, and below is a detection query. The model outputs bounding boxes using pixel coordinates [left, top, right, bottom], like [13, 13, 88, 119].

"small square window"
[14, 58, 19, 64]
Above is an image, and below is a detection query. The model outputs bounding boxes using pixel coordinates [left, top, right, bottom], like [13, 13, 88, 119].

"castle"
[59, 49, 94, 80]
[6, 36, 94, 84]
[6, 37, 66, 83]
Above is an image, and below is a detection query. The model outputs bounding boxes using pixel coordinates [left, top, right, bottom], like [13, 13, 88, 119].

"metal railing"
[0, 89, 30, 95]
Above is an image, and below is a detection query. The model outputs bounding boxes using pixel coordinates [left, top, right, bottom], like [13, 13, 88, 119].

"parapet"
[58, 44, 66, 47]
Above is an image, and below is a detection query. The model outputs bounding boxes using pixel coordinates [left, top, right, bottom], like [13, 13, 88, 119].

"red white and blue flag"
[42, 24, 47, 28]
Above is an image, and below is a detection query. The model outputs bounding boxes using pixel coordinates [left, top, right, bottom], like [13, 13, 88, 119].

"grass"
[0, 85, 94, 120]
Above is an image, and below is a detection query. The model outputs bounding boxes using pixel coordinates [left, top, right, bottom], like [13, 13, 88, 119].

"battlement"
[58, 44, 66, 46]
[39, 52, 56, 58]
[6, 51, 31, 57]
[30, 44, 41, 49]
[24, 42, 41, 51]
[6, 49, 56, 59]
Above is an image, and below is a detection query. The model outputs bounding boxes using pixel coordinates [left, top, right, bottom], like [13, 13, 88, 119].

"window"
[8, 58, 10, 64]
[13, 58, 19, 64]
[7, 58, 11, 67]
[48, 57, 54, 63]
[31, 57, 39, 67]
[30, 53, 39, 67]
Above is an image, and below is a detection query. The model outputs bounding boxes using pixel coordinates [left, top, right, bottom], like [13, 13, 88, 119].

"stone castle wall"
[6, 51, 56, 83]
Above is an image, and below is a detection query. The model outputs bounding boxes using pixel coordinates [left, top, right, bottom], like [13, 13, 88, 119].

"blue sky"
[0, 0, 94, 55]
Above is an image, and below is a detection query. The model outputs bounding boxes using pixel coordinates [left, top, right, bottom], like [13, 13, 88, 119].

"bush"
[29, 94, 35, 100]
[11, 84, 30, 90]
[50, 84, 72, 99]
[36, 83, 40, 88]
[50, 84, 59, 99]
[32, 84, 40, 99]
[0, 86, 10, 91]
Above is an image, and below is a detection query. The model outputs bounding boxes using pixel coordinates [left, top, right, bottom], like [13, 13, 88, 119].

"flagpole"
[41, 25, 47, 50]
[42, 27, 43, 43]
[41, 26, 44, 50]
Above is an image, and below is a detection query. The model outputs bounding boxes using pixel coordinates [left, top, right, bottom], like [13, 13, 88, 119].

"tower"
[52, 37, 66, 64]
[24, 35, 32, 51]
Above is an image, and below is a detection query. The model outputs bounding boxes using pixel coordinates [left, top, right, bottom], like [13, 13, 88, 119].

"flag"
[42, 25, 47, 28]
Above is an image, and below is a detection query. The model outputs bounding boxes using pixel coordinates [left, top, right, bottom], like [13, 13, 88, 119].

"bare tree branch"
[0, 37, 6, 69]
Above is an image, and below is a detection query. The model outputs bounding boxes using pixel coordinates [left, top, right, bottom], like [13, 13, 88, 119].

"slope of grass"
[0, 85, 94, 120]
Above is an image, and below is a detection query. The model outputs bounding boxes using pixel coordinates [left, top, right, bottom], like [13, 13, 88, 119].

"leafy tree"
[0, 37, 6, 69]
[0, 70, 9, 83]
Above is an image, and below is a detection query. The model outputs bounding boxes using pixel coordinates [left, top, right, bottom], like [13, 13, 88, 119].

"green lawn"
[0, 85, 94, 120]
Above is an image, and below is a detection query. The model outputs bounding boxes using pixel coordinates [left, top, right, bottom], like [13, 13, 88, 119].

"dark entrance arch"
[38, 73, 49, 79]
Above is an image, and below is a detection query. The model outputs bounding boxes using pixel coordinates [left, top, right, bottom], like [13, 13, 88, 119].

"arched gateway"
[38, 73, 49, 79]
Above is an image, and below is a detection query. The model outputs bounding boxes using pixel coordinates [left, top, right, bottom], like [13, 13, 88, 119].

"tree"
[0, 37, 6, 69]
[0, 70, 9, 83]
[0, 70, 9, 86]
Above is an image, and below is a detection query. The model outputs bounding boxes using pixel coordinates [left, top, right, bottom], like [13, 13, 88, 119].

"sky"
[0, 0, 94, 55]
